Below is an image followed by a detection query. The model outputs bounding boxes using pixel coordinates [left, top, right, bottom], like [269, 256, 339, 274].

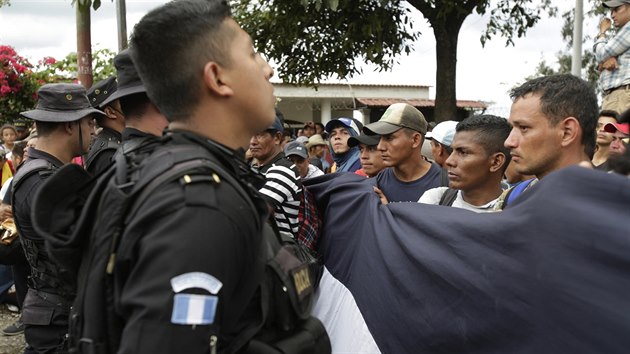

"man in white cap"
[364, 103, 442, 202]
[426, 120, 458, 168]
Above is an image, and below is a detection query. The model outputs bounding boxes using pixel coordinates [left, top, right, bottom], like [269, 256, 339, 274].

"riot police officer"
[13, 83, 105, 353]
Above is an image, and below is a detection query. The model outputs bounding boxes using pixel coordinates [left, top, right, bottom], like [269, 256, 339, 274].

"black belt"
[604, 84, 630, 95]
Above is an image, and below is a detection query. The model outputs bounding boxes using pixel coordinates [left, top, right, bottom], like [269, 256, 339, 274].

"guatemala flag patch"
[171, 293, 218, 325]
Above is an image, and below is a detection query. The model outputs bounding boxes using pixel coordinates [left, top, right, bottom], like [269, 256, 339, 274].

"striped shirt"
[259, 159, 301, 239]
[594, 21, 630, 91]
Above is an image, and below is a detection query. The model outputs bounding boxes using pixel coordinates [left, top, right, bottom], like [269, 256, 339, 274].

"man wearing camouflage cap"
[13, 83, 105, 353]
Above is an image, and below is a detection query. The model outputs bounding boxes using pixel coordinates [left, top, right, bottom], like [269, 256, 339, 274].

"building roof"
[355, 98, 487, 109]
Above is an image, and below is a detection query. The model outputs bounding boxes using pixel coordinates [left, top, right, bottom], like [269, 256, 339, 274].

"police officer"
[13, 83, 104, 353]
[85, 76, 125, 175]
[101, 49, 169, 155]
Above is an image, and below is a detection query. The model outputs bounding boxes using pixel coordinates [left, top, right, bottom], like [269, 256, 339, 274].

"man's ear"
[489, 152, 506, 173]
[559, 117, 580, 147]
[65, 121, 75, 135]
[203, 62, 233, 97]
[411, 132, 422, 148]
[273, 131, 282, 145]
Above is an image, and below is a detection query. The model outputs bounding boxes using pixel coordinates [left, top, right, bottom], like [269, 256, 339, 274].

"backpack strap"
[438, 188, 458, 207]
[504, 178, 536, 208]
[11, 159, 55, 194]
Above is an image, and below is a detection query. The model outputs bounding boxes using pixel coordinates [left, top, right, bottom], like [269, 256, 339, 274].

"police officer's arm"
[116, 180, 262, 354]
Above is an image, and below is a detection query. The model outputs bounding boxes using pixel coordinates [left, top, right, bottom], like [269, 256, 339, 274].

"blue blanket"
[305, 167, 630, 353]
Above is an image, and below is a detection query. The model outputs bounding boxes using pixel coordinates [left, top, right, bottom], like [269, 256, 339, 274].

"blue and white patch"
[171, 293, 218, 325]
[170, 272, 223, 294]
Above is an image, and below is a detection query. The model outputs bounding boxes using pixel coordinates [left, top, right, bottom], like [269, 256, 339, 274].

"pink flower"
[0, 85, 11, 95]
[43, 57, 56, 65]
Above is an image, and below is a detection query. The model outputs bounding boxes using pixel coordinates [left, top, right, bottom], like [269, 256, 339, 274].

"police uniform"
[112, 131, 269, 354]
[84, 126, 122, 175]
[15, 83, 106, 354]
[85, 76, 122, 176]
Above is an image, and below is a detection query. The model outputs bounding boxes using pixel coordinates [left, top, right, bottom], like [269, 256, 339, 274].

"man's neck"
[592, 144, 610, 166]
[392, 157, 431, 182]
[35, 136, 73, 164]
[461, 181, 503, 206]
[256, 149, 282, 167]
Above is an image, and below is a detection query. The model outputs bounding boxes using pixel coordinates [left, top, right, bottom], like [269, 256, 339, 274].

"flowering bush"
[0, 45, 114, 124]
[0, 45, 39, 123]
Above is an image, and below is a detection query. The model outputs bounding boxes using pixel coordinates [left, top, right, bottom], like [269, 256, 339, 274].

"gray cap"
[284, 141, 308, 159]
[603, 0, 630, 8]
[21, 83, 106, 122]
[363, 103, 428, 136]
[87, 76, 117, 108]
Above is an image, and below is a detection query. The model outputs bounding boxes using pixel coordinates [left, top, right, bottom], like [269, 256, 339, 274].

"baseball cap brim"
[347, 134, 381, 147]
[603, 122, 630, 135]
[603, 0, 627, 8]
[363, 121, 402, 136]
[100, 83, 146, 107]
[21, 107, 106, 122]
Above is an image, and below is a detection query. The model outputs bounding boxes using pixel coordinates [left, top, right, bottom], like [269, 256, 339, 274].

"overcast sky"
[1, 1, 598, 115]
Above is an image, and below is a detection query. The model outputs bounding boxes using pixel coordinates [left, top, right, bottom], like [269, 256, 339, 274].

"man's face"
[505, 94, 563, 179]
[359, 144, 386, 177]
[287, 155, 309, 178]
[77, 116, 96, 153]
[303, 124, 315, 138]
[249, 130, 280, 163]
[611, 4, 630, 28]
[610, 131, 629, 155]
[430, 140, 450, 167]
[309, 144, 325, 158]
[596, 116, 617, 146]
[445, 131, 496, 192]
[329, 126, 351, 154]
[377, 128, 418, 168]
[223, 19, 276, 134]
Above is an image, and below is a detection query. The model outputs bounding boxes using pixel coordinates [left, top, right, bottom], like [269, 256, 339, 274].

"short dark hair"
[510, 74, 598, 158]
[0, 124, 17, 137]
[456, 114, 512, 170]
[119, 92, 150, 121]
[11, 140, 27, 159]
[35, 121, 60, 137]
[130, 0, 232, 122]
[599, 110, 619, 122]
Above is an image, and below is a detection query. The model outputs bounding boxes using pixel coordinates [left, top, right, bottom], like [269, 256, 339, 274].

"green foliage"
[233, 0, 419, 85]
[0, 46, 116, 124]
[480, 0, 556, 46]
[72, 0, 106, 11]
[0, 0, 10, 7]
[527, 1, 604, 94]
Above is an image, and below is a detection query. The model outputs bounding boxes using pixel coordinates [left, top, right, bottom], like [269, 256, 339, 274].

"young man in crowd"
[365, 103, 442, 202]
[347, 133, 386, 177]
[427, 120, 458, 168]
[419, 115, 511, 212]
[592, 110, 619, 169]
[498, 73, 598, 208]
[325, 118, 363, 173]
[284, 140, 324, 179]
[307, 133, 329, 172]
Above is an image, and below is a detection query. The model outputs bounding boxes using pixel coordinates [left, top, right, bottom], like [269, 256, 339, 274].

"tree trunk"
[432, 21, 460, 122]
[76, 4, 93, 88]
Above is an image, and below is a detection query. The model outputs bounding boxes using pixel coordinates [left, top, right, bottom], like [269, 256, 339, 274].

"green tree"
[527, 2, 605, 94]
[235, 0, 556, 122]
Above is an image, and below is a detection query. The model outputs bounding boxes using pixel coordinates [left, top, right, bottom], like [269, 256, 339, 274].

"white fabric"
[418, 187, 499, 213]
[305, 164, 324, 179]
[312, 267, 381, 354]
[0, 176, 12, 200]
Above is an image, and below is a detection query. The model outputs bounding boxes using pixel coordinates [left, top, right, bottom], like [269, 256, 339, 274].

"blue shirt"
[375, 163, 442, 202]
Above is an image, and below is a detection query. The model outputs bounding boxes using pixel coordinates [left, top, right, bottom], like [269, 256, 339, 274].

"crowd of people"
[0, 0, 628, 353]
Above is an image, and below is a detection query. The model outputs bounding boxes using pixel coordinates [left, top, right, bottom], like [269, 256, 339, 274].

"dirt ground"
[0, 305, 25, 354]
